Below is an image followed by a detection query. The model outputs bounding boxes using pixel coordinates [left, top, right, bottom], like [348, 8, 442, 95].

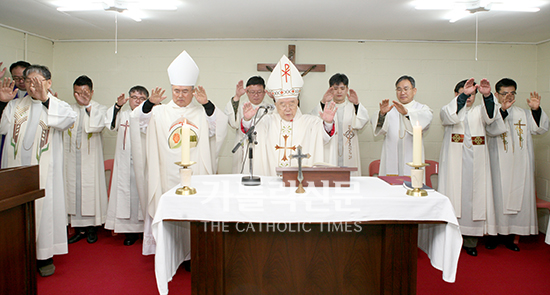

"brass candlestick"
[175, 161, 197, 195]
[406, 162, 429, 197]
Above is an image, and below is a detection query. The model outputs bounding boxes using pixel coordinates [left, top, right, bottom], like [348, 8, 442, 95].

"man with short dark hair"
[104, 86, 149, 246]
[0, 61, 31, 166]
[439, 78, 505, 256]
[64, 75, 109, 245]
[311, 73, 369, 175]
[372, 75, 433, 178]
[487, 78, 549, 251]
[0, 64, 77, 276]
[225, 76, 273, 173]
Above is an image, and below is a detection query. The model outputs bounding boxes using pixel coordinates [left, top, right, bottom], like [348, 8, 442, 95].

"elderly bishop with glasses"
[240, 55, 337, 177]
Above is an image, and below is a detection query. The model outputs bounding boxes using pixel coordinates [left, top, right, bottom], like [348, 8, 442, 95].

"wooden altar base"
[191, 221, 419, 295]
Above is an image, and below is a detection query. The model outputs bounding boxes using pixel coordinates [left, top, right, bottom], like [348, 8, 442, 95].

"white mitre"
[266, 55, 303, 100]
[167, 50, 199, 86]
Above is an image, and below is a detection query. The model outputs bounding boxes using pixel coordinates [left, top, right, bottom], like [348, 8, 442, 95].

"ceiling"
[0, 0, 549, 43]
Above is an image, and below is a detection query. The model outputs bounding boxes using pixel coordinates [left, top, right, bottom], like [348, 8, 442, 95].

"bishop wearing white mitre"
[241, 55, 337, 177]
[132, 50, 227, 254]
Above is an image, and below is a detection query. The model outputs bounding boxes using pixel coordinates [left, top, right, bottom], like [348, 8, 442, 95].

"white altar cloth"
[152, 174, 462, 295]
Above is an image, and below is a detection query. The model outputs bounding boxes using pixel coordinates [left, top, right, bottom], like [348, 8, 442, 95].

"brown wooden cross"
[257, 45, 326, 77]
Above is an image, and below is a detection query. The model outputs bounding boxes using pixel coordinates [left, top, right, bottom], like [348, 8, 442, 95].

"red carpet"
[38, 229, 550, 295]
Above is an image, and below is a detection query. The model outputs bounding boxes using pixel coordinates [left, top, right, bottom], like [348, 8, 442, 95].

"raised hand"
[194, 86, 208, 105]
[478, 78, 492, 97]
[48, 89, 58, 98]
[392, 100, 408, 115]
[379, 99, 393, 115]
[527, 91, 541, 110]
[0, 78, 17, 102]
[234, 80, 245, 101]
[348, 89, 359, 105]
[242, 101, 259, 121]
[320, 101, 337, 123]
[463, 78, 476, 96]
[28, 76, 49, 102]
[322, 87, 334, 104]
[117, 93, 129, 107]
[149, 87, 166, 105]
[500, 92, 515, 111]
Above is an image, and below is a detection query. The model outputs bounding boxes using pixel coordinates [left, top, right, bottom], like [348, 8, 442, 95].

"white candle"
[412, 121, 422, 165]
[181, 120, 190, 164]
[411, 169, 423, 189]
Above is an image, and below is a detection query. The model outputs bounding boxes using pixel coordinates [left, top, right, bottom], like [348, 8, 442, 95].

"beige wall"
[49, 40, 542, 176]
[0, 27, 53, 70]
[1, 28, 549, 203]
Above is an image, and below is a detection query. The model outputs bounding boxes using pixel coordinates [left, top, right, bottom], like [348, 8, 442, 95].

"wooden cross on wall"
[257, 45, 326, 77]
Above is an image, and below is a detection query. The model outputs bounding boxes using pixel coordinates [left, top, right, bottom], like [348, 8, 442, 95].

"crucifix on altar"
[257, 45, 326, 77]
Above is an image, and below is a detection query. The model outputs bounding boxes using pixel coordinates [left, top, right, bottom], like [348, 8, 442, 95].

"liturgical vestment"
[104, 106, 145, 233]
[0, 93, 77, 259]
[134, 100, 227, 255]
[488, 105, 549, 235]
[245, 108, 333, 177]
[372, 100, 432, 177]
[311, 101, 369, 176]
[225, 98, 271, 173]
[64, 101, 109, 227]
[439, 94, 505, 236]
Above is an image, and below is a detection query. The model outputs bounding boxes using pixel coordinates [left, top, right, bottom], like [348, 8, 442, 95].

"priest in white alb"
[104, 86, 149, 246]
[439, 78, 506, 257]
[225, 76, 273, 173]
[310, 73, 369, 176]
[0, 65, 77, 276]
[64, 75, 109, 245]
[241, 55, 337, 177]
[487, 78, 549, 251]
[372, 75, 432, 178]
[133, 50, 227, 258]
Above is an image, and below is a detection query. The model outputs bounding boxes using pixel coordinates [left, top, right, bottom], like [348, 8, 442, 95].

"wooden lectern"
[0, 166, 44, 295]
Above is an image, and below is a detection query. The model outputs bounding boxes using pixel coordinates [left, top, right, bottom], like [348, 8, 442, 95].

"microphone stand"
[232, 106, 270, 186]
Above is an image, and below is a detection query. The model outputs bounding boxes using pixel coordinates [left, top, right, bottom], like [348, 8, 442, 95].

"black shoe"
[124, 233, 139, 246]
[463, 246, 477, 256]
[37, 259, 55, 277]
[183, 260, 191, 272]
[87, 227, 98, 244]
[68, 231, 86, 244]
[485, 236, 498, 250]
[505, 243, 520, 252]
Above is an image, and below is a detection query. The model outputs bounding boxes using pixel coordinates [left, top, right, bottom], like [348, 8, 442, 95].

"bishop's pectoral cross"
[121, 120, 130, 150]
[275, 134, 296, 163]
[514, 119, 526, 148]
[290, 145, 311, 194]
[257, 45, 326, 77]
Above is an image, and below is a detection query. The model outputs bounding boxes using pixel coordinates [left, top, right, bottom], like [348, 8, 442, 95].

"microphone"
[262, 104, 275, 112]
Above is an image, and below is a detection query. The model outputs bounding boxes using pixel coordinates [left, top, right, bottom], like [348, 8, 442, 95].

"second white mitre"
[266, 55, 303, 100]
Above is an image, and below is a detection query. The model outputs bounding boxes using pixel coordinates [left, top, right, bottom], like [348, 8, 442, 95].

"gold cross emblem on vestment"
[514, 119, 526, 148]
[275, 134, 296, 162]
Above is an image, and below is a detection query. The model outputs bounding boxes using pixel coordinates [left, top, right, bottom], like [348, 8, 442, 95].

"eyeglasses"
[130, 95, 146, 101]
[396, 87, 412, 93]
[24, 78, 46, 83]
[498, 91, 516, 96]
[173, 89, 191, 95]
[12, 76, 25, 82]
[247, 90, 264, 95]
[277, 102, 297, 110]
